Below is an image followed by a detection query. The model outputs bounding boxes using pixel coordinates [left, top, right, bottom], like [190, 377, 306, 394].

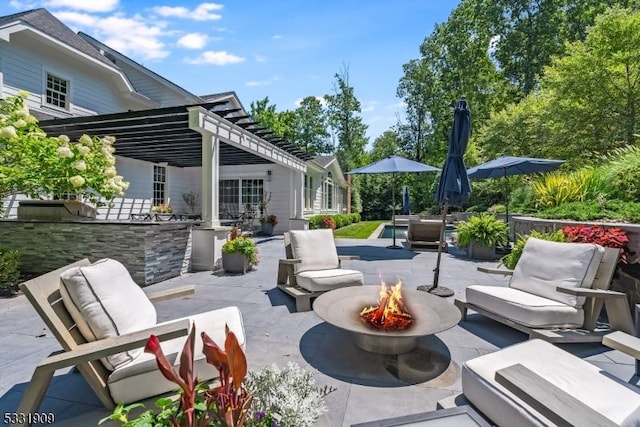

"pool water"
[378, 224, 456, 240]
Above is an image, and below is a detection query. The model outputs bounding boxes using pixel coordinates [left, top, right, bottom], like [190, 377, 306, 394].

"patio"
[0, 236, 637, 426]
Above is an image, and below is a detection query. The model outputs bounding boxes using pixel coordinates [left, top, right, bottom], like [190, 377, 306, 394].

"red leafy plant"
[319, 217, 336, 230]
[101, 325, 254, 427]
[562, 224, 630, 263]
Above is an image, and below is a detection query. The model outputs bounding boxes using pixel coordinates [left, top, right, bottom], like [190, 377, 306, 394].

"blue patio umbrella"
[401, 186, 411, 215]
[348, 155, 439, 249]
[467, 156, 565, 223]
[425, 99, 472, 297]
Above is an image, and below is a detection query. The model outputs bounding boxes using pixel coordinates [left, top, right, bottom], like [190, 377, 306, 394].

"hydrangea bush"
[0, 92, 129, 206]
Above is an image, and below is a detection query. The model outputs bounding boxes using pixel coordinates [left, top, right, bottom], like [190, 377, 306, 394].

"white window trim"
[42, 69, 71, 112]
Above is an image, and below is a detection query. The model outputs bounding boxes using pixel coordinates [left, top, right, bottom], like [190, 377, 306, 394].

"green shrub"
[601, 146, 640, 201]
[0, 248, 20, 290]
[456, 213, 509, 248]
[532, 168, 614, 209]
[499, 230, 568, 269]
[535, 200, 640, 223]
[487, 204, 506, 214]
[221, 236, 259, 265]
[307, 213, 360, 230]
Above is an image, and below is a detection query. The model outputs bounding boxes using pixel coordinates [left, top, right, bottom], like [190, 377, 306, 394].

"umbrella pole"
[388, 173, 402, 249]
[417, 198, 454, 297]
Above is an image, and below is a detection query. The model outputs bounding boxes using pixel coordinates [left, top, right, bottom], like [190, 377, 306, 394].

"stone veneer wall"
[0, 220, 194, 286]
[513, 216, 640, 311]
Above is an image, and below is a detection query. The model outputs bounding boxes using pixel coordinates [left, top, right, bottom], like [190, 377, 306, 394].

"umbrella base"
[386, 245, 403, 250]
[416, 285, 455, 298]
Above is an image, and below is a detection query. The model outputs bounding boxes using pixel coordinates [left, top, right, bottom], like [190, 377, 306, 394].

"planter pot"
[17, 200, 97, 221]
[260, 222, 274, 236]
[222, 251, 251, 274]
[467, 240, 496, 260]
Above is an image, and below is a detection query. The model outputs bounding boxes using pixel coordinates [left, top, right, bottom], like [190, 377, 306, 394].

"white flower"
[16, 105, 30, 118]
[69, 175, 85, 187]
[105, 166, 117, 177]
[119, 181, 130, 190]
[105, 155, 116, 166]
[18, 90, 29, 99]
[72, 160, 87, 171]
[13, 119, 27, 128]
[104, 135, 116, 144]
[114, 175, 123, 184]
[79, 134, 92, 145]
[56, 146, 74, 158]
[0, 126, 17, 138]
[58, 135, 70, 144]
[77, 145, 91, 156]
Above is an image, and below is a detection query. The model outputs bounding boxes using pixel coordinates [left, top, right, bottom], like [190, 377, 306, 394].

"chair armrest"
[603, 331, 640, 360]
[495, 364, 617, 427]
[556, 287, 627, 299]
[36, 319, 190, 372]
[338, 255, 360, 261]
[279, 258, 302, 265]
[147, 285, 195, 303]
[477, 266, 514, 276]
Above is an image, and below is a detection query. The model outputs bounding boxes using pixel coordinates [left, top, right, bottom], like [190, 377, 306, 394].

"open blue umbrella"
[423, 98, 472, 297]
[467, 156, 565, 223]
[348, 155, 439, 249]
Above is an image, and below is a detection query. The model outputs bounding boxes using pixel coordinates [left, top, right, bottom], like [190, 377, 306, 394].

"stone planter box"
[17, 200, 97, 221]
[222, 251, 251, 274]
[467, 241, 496, 260]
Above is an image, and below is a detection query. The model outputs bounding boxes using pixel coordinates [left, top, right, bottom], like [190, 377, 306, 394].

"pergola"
[40, 102, 312, 227]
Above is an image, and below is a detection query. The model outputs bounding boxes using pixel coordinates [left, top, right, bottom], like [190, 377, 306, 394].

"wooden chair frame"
[276, 232, 359, 312]
[406, 219, 447, 251]
[454, 248, 635, 343]
[14, 259, 194, 427]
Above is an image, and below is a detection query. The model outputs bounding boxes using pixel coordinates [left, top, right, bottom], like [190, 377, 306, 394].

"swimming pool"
[378, 223, 456, 240]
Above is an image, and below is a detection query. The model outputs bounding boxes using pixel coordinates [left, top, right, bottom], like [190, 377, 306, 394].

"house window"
[45, 73, 69, 110]
[153, 165, 166, 206]
[242, 179, 264, 215]
[327, 172, 333, 210]
[218, 178, 264, 216]
[305, 175, 314, 209]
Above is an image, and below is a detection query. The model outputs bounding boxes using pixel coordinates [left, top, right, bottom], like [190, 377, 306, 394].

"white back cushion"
[289, 229, 340, 273]
[60, 258, 157, 370]
[510, 237, 605, 307]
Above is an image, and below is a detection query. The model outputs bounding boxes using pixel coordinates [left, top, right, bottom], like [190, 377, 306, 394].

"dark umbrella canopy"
[401, 187, 411, 215]
[467, 156, 565, 179]
[435, 99, 472, 207]
[348, 155, 440, 175]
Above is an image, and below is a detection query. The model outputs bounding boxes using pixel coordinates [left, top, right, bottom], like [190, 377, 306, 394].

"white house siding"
[0, 33, 134, 117]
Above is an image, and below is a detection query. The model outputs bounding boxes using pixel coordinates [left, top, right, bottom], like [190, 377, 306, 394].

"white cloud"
[177, 33, 209, 49]
[152, 3, 223, 21]
[9, 0, 39, 9]
[185, 50, 245, 65]
[362, 100, 379, 113]
[245, 75, 280, 87]
[388, 101, 407, 110]
[272, 34, 283, 39]
[294, 96, 327, 107]
[45, 0, 118, 12]
[54, 11, 169, 60]
[254, 54, 267, 63]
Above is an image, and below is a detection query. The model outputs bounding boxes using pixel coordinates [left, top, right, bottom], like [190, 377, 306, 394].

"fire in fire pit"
[360, 280, 414, 331]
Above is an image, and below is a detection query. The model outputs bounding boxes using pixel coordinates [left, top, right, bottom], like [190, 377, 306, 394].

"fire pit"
[314, 285, 461, 355]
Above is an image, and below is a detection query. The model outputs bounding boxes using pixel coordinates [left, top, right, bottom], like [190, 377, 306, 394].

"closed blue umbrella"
[401, 186, 411, 215]
[425, 99, 472, 297]
[348, 155, 439, 249]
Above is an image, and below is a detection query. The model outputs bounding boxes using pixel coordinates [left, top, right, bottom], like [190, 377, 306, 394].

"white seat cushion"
[296, 269, 364, 292]
[108, 306, 245, 404]
[466, 285, 583, 328]
[510, 238, 604, 307]
[60, 258, 157, 370]
[289, 229, 340, 273]
[463, 339, 640, 427]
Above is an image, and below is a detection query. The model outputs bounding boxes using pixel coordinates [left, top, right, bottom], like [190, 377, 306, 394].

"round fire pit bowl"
[313, 286, 461, 355]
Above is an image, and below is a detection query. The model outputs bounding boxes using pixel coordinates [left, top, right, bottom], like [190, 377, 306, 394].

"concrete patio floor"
[0, 235, 638, 426]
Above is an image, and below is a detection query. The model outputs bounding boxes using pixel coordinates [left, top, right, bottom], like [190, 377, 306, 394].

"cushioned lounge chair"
[277, 229, 364, 312]
[15, 258, 245, 427]
[455, 237, 634, 343]
[406, 219, 447, 251]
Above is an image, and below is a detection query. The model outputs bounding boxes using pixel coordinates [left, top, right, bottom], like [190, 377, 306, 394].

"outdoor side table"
[350, 406, 491, 427]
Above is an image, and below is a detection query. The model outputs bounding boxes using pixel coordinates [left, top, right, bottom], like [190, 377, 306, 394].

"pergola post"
[201, 131, 220, 227]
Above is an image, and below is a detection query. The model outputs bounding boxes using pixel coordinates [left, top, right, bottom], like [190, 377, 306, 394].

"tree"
[292, 96, 332, 155]
[249, 97, 295, 141]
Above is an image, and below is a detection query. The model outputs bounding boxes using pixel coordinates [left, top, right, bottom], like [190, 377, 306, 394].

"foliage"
[600, 145, 640, 201]
[100, 325, 260, 427]
[456, 213, 509, 248]
[307, 213, 360, 230]
[535, 200, 640, 223]
[182, 192, 200, 214]
[531, 168, 612, 209]
[319, 217, 336, 230]
[222, 230, 259, 266]
[292, 96, 332, 155]
[261, 215, 278, 226]
[152, 204, 173, 214]
[499, 230, 568, 269]
[249, 97, 295, 142]
[245, 362, 336, 427]
[258, 193, 272, 223]
[333, 221, 385, 239]
[0, 93, 129, 206]
[0, 248, 20, 290]
[563, 224, 630, 262]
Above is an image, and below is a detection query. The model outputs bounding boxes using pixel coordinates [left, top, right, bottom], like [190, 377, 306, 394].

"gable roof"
[313, 155, 336, 168]
[0, 8, 116, 69]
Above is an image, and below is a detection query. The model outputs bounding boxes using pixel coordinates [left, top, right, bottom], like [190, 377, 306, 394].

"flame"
[360, 280, 414, 331]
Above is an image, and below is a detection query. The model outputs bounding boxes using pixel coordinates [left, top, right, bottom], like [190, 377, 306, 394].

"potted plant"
[260, 214, 278, 236]
[182, 191, 200, 216]
[221, 227, 259, 274]
[456, 213, 509, 260]
[151, 203, 174, 220]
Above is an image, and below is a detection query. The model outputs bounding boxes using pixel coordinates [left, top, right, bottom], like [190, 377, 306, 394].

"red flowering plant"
[319, 217, 336, 230]
[562, 224, 630, 263]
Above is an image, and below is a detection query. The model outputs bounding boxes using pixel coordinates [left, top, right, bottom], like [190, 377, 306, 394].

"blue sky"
[3, 0, 459, 142]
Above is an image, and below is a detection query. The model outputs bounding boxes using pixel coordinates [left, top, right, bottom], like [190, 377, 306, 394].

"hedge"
[308, 213, 361, 230]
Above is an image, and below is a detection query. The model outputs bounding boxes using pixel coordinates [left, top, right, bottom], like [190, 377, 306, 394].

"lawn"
[333, 220, 384, 239]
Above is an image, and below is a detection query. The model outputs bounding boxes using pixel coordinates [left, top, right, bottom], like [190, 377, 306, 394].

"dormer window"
[45, 73, 69, 110]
